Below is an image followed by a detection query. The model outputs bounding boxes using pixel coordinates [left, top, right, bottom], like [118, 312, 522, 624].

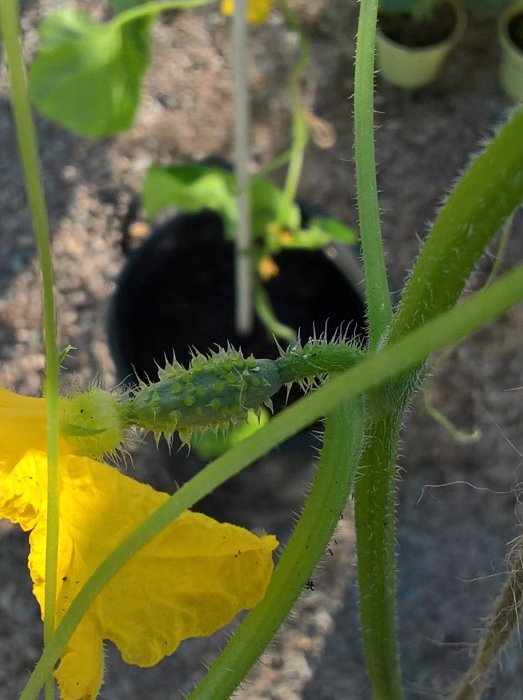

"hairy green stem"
[189, 398, 364, 699]
[353, 105, 523, 700]
[389, 104, 523, 344]
[354, 395, 404, 700]
[353, 105, 523, 699]
[352, 1, 399, 695]
[421, 212, 514, 445]
[21, 263, 523, 700]
[0, 3, 60, 698]
[354, 0, 392, 349]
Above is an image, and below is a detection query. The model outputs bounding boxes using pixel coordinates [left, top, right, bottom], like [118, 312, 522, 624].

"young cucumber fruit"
[124, 351, 282, 443]
[124, 341, 364, 444]
[59, 340, 364, 456]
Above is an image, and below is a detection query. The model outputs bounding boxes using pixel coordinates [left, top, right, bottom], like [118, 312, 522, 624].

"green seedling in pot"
[141, 160, 356, 336]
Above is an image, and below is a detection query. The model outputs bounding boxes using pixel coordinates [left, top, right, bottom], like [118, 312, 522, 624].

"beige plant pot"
[498, 0, 523, 102]
[376, 0, 467, 89]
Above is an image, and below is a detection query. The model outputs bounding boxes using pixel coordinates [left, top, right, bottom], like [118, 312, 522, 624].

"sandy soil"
[1, 1, 523, 698]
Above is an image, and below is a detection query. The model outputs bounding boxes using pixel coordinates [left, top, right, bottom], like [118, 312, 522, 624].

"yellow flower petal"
[0, 446, 44, 530]
[1, 451, 277, 699]
[258, 255, 280, 281]
[52, 618, 104, 700]
[0, 387, 47, 472]
[220, 0, 273, 24]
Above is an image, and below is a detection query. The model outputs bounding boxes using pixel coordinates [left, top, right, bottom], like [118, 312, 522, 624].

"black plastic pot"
[108, 207, 366, 527]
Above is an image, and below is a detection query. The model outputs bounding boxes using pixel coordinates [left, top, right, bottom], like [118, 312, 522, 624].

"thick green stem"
[354, 0, 392, 349]
[354, 395, 404, 700]
[20, 263, 523, 700]
[0, 3, 60, 698]
[352, 1, 400, 695]
[357, 107, 523, 698]
[389, 104, 523, 344]
[189, 398, 364, 699]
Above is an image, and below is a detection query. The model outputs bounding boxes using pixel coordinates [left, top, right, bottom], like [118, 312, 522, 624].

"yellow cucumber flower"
[0, 387, 277, 699]
[220, 0, 273, 24]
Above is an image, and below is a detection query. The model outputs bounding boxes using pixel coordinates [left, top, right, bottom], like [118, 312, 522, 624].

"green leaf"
[277, 228, 328, 250]
[143, 164, 237, 232]
[276, 217, 357, 250]
[311, 216, 356, 244]
[143, 166, 303, 242]
[28, 8, 155, 138]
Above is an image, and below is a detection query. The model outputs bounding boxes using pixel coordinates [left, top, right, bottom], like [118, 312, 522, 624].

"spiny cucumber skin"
[276, 341, 364, 385]
[126, 355, 283, 439]
[56, 341, 365, 456]
[121, 340, 365, 445]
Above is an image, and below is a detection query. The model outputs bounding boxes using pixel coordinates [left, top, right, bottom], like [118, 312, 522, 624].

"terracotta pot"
[498, 0, 523, 102]
[376, 0, 467, 89]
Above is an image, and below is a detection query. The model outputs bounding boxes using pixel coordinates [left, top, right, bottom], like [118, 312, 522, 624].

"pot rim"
[499, 0, 523, 57]
[377, 0, 467, 54]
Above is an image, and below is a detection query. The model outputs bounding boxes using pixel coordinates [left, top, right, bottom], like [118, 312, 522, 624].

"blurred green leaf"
[143, 164, 357, 252]
[251, 176, 301, 235]
[143, 165, 303, 241]
[279, 217, 357, 250]
[143, 164, 237, 231]
[29, 8, 155, 138]
[276, 229, 327, 250]
[308, 216, 357, 244]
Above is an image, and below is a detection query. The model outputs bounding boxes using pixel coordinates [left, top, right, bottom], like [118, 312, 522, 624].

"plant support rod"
[232, 0, 254, 335]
